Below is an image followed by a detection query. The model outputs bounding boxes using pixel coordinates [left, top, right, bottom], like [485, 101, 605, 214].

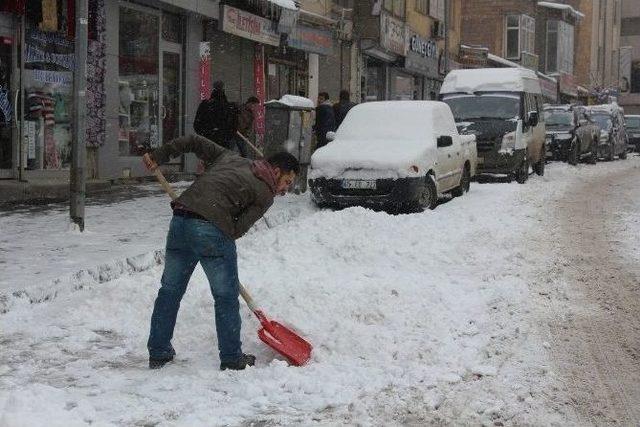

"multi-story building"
[574, 0, 622, 103]
[618, 0, 640, 114]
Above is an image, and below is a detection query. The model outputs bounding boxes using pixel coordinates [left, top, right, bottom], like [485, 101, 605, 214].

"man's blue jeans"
[148, 215, 242, 363]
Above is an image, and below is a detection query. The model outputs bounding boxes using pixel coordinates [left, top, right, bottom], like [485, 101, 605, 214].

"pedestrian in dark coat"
[143, 135, 299, 371]
[333, 90, 357, 128]
[235, 96, 260, 158]
[194, 81, 237, 150]
[313, 92, 336, 149]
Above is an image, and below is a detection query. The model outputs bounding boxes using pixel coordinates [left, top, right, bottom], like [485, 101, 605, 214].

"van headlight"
[500, 131, 516, 153]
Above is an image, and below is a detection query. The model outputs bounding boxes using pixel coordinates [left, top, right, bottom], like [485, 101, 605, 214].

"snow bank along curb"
[0, 204, 307, 315]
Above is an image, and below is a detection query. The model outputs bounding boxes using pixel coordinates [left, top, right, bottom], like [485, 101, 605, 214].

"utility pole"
[70, 0, 88, 231]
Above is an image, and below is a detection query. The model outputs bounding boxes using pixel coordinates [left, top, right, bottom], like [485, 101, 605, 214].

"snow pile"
[310, 102, 454, 179]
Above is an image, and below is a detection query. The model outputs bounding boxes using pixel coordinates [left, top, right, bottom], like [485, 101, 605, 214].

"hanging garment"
[40, 0, 58, 32]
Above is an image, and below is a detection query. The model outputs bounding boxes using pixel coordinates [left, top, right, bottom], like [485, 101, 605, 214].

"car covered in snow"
[308, 101, 477, 211]
[587, 104, 628, 160]
[440, 68, 546, 183]
[543, 104, 598, 165]
[624, 115, 640, 152]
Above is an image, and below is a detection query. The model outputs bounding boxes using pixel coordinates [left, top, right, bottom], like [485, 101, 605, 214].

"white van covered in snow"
[440, 68, 546, 183]
[308, 101, 477, 211]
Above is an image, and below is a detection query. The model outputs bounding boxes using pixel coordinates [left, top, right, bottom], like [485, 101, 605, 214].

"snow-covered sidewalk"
[1, 158, 639, 426]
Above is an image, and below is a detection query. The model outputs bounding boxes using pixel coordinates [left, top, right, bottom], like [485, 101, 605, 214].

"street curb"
[0, 249, 165, 315]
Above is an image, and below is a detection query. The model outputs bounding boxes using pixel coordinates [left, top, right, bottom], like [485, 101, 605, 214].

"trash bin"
[264, 95, 314, 193]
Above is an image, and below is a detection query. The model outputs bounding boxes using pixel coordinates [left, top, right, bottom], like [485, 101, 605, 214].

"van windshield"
[544, 110, 574, 127]
[591, 114, 612, 130]
[441, 92, 521, 121]
[626, 117, 640, 129]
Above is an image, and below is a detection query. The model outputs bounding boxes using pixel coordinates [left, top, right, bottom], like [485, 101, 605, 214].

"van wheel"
[515, 154, 529, 184]
[533, 147, 545, 176]
[588, 139, 598, 164]
[416, 175, 438, 210]
[568, 140, 579, 165]
[451, 165, 471, 197]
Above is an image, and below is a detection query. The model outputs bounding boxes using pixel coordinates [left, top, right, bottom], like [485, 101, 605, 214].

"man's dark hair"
[246, 96, 260, 104]
[339, 90, 350, 101]
[267, 152, 300, 175]
[318, 92, 330, 100]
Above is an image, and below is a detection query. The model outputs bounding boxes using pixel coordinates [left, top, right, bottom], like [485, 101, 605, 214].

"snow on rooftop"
[441, 68, 541, 94]
[268, 0, 298, 10]
[537, 2, 585, 18]
[487, 53, 522, 69]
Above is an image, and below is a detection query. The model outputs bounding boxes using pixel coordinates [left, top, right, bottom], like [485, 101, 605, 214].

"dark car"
[587, 104, 628, 160]
[544, 105, 598, 165]
[625, 115, 640, 152]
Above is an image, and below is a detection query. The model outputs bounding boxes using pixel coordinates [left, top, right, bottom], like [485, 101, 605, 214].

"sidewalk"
[0, 182, 315, 312]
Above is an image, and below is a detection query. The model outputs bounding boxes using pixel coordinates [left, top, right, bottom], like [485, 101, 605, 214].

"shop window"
[505, 14, 535, 60]
[162, 12, 183, 44]
[631, 61, 640, 93]
[546, 20, 574, 74]
[0, 38, 12, 170]
[118, 6, 160, 156]
[23, 26, 74, 170]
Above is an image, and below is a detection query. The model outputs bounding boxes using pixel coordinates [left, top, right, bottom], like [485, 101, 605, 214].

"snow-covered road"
[2, 158, 640, 426]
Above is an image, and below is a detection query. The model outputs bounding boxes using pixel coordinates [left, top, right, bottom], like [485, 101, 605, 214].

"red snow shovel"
[150, 164, 312, 366]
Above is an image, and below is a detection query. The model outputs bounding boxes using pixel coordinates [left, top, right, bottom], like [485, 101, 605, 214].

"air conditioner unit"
[432, 20, 445, 39]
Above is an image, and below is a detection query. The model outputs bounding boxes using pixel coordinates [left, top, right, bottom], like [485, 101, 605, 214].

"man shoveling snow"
[143, 134, 299, 371]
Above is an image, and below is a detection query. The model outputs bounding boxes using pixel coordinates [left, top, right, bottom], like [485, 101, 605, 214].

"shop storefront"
[402, 32, 441, 100]
[0, 13, 15, 178]
[360, 11, 406, 102]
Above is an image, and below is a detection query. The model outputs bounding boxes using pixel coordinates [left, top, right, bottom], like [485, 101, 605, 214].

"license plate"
[342, 179, 376, 190]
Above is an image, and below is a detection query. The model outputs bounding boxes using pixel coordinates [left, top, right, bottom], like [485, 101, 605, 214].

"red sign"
[199, 42, 211, 101]
[253, 44, 266, 146]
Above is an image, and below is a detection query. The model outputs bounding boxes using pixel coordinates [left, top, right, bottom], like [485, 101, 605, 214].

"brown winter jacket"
[150, 134, 274, 240]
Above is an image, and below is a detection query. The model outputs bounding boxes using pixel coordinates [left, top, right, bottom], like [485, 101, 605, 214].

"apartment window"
[383, 0, 405, 18]
[505, 14, 535, 60]
[416, 0, 428, 15]
[632, 61, 640, 93]
[546, 20, 574, 74]
[429, 0, 445, 21]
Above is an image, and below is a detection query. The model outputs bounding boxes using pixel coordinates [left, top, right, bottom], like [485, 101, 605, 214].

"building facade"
[0, 0, 353, 182]
[618, 0, 640, 114]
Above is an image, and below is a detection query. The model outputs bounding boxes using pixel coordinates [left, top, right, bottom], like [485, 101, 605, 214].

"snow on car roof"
[441, 68, 541, 94]
[586, 103, 620, 114]
[265, 94, 315, 109]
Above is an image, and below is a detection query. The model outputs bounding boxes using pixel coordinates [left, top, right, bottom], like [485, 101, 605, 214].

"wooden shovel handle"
[152, 166, 261, 313]
[236, 131, 264, 158]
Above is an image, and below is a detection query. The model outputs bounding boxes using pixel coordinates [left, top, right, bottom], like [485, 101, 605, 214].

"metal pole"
[18, 14, 25, 182]
[444, 0, 449, 75]
[70, 0, 88, 231]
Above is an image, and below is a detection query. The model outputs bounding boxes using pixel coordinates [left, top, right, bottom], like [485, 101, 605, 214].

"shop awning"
[537, 2, 585, 19]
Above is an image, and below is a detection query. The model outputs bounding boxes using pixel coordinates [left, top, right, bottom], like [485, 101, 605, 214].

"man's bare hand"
[143, 153, 158, 171]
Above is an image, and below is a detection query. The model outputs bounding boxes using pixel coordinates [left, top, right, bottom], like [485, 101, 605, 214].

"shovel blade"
[258, 321, 312, 366]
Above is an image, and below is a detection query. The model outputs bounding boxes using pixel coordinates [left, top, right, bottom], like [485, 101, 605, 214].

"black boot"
[220, 354, 256, 371]
[149, 352, 175, 369]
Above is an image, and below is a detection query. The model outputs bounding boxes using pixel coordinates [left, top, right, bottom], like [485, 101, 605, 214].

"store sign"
[254, 45, 266, 146]
[539, 77, 558, 102]
[287, 25, 333, 56]
[380, 12, 405, 57]
[404, 34, 438, 77]
[558, 72, 577, 97]
[221, 5, 280, 47]
[199, 42, 211, 101]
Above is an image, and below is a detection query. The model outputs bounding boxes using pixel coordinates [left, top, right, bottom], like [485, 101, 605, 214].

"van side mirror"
[527, 111, 539, 127]
[326, 131, 336, 142]
[437, 135, 453, 148]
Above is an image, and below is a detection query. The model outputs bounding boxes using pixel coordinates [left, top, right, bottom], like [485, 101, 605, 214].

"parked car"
[440, 68, 545, 184]
[543, 104, 598, 165]
[625, 114, 640, 152]
[587, 104, 628, 160]
[308, 101, 477, 212]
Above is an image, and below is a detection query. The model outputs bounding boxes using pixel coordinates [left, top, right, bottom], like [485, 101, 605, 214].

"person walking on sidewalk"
[143, 134, 299, 371]
[333, 90, 357, 129]
[313, 91, 336, 149]
[193, 81, 238, 151]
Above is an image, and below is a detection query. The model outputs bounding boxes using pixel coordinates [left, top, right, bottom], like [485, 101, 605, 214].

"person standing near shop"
[333, 90, 357, 129]
[194, 81, 237, 151]
[313, 92, 336, 149]
[236, 96, 260, 158]
[143, 134, 300, 371]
